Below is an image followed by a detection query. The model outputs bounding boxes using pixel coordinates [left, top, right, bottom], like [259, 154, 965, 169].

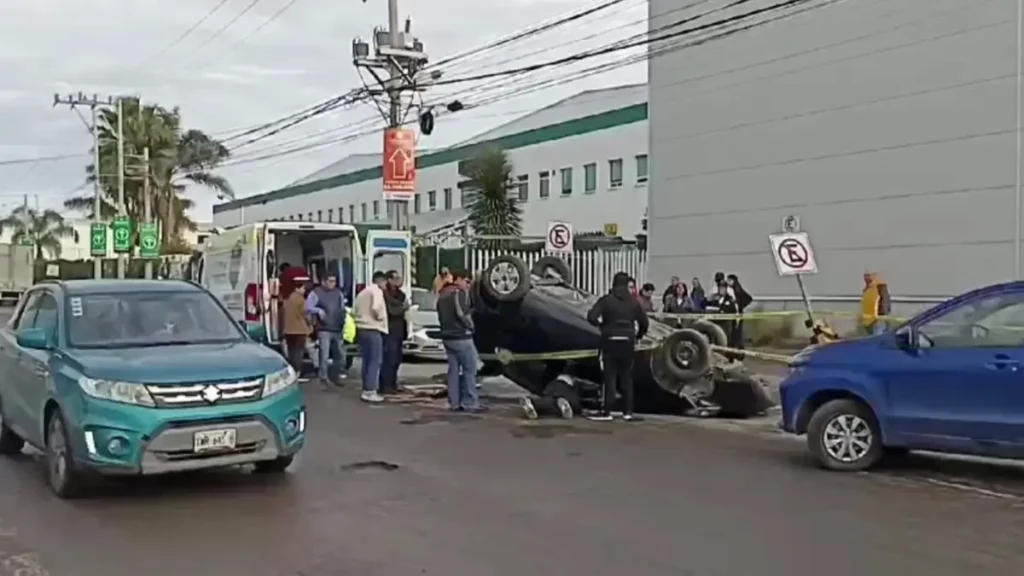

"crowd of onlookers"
[631, 272, 754, 349]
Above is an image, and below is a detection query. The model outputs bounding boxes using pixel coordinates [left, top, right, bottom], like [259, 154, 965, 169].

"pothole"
[338, 460, 400, 472]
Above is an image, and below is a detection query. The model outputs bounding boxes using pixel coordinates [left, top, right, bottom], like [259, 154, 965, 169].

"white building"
[213, 84, 651, 241]
[646, 0, 1021, 299]
[0, 219, 214, 260]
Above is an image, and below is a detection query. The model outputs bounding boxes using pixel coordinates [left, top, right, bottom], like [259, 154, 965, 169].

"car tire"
[689, 320, 728, 348]
[806, 399, 883, 472]
[254, 455, 294, 473]
[481, 255, 531, 303]
[46, 409, 85, 499]
[530, 256, 572, 282]
[660, 329, 711, 382]
[0, 396, 25, 456]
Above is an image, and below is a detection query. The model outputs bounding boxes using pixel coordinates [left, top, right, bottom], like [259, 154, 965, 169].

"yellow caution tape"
[709, 345, 795, 365]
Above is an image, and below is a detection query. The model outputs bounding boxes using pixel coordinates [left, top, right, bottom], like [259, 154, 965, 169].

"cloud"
[0, 0, 648, 220]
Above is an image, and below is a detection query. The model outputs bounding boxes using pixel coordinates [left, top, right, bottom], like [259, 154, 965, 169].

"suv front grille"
[146, 378, 264, 408]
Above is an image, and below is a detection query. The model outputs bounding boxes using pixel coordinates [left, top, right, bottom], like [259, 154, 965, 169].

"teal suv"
[0, 280, 305, 498]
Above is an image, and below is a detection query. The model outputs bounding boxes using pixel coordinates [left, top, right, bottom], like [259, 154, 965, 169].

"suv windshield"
[67, 291, 245, 349]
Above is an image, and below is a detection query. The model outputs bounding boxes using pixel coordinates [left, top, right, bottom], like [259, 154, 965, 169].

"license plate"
[193, 429, 237, 453]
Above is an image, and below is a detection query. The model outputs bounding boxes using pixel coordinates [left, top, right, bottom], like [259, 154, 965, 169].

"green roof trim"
[214, 102, 648, 213]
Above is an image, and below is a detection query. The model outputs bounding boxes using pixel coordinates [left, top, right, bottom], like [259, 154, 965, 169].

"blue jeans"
[317, 331, 346, 380]
[357, 329, 384, 392]
[443, 339, 479, 410]
[866, 320, 887, 335]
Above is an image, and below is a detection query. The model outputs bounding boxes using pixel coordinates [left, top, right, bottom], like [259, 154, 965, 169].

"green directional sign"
[18, 235, 33, 247]
[112, 216, 132, 254]
[139, 223, 160, 259]
[90, 223, 107, 257]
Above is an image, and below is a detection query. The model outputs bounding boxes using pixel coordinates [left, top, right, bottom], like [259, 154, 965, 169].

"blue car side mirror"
[893, 326, 918, 350]
[240, 320, 267, 342]
[16, 328, 52, 350]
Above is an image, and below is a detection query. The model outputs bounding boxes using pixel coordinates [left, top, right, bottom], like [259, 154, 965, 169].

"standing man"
[353, 271, 389, 403]
[860, 271, 891, 335]
[637, 283, 656, 313]
[437, 269, 485, 412]
[305, 273, 347, 387]
[586, 272, 649, 422]
[281, 274, 311, 375]
[380, 270, 409, 395]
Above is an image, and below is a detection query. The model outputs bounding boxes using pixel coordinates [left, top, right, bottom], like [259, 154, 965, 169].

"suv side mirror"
[240, 320, 267, 342]
[16, 327, 52, 350]
[894, 326, 918, 350]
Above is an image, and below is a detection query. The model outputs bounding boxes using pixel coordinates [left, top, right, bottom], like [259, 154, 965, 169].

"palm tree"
[64, 98, 233, 245]
[463, 146, 522, 249]
[0, 206, 79, 259]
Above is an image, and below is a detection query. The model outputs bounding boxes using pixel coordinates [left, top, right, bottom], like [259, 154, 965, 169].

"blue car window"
[918, 291, 1024, 348]
[31, 294, 59, 336]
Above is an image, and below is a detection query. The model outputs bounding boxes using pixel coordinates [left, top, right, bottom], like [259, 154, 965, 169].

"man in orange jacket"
[860, 271, 891, 335]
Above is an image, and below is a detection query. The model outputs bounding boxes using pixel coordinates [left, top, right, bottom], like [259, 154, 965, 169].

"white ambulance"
[193, 221, 411, 346]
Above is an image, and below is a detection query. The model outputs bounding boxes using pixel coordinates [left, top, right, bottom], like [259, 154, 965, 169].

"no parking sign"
[545, 221, 574, 253]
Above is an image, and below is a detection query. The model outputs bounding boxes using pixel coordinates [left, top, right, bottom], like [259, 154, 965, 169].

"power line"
[190, 0, 265, 52]
[0, 153, 87, 167]
[136, 0, 233, 67]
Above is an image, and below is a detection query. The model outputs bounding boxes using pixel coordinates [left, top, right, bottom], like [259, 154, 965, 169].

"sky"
[0, 0, 648, 223]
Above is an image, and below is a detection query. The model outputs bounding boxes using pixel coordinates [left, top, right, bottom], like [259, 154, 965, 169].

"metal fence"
[468, 247, 647, 295]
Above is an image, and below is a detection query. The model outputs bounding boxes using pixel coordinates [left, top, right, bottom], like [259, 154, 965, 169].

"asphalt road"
[0, 382, 1023, 576]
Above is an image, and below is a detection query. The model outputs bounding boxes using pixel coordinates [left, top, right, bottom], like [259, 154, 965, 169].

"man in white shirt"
[353, 271, 389, 402]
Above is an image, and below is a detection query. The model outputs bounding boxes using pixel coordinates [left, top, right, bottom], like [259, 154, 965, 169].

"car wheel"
[806, 399, 883, 472]
[254, 455, 294, 473]
[0, 396, 25, 456]
[689, 319, 728, 348]
[46, 409, 84, 498]
[530, 256, 572, 282]
[481, 255, 531, 302]
[660, 329, 711, 382]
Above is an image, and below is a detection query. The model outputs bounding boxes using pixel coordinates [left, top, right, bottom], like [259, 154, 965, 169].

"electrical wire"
[189, 0, 265, 52]
[128, 0, 232, 71]
[0, 153, 87, 167]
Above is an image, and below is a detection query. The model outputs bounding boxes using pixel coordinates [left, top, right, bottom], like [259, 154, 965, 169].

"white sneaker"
[361, 391, 384, 403]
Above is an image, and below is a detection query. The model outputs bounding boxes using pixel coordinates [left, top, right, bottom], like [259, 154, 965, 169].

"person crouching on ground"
[281, 276, 311, 375]
[305, 273, 347, 388]
[586, 271, 649, 422]
[354, 271, 389, 403]
[437, 269, 486, 413]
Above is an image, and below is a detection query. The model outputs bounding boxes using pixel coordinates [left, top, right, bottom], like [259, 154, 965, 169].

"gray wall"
[647, 0, 1020, 299]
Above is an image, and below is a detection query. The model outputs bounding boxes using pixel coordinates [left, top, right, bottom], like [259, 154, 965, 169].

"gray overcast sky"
[0, 0, 647, 222]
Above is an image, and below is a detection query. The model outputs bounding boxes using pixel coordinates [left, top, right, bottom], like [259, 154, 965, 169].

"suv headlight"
[263, 366, 298, 398]
[78, 377, 155, 407]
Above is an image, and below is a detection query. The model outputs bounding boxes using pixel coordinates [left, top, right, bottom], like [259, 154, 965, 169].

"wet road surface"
[0, 384, 1022, 576]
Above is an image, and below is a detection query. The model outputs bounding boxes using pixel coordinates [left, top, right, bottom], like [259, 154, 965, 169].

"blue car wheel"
[806, 399, 883, 472]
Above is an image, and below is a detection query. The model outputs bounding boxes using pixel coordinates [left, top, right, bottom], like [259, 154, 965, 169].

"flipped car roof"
[55, 279, 202, 296]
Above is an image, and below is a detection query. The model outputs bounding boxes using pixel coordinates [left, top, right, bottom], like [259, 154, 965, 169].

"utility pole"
[353, 0, 432, 231]
[53, 92, 116, 279]
[116, 97, 127, 279]
[142, 147, 153, 279]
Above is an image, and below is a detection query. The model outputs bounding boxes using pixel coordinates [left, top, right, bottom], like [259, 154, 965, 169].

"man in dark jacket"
[379, 270, 408, 394]
[437, 269, 484, 412]
[586, 271, 649, 421]
[304, 273, 347, 386]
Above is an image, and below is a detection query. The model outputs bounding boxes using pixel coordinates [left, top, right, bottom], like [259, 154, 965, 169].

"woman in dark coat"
[726, 274, 753, 349]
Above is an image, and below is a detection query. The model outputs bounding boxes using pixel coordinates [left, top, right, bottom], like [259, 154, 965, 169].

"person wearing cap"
[281, 273, 311, 373]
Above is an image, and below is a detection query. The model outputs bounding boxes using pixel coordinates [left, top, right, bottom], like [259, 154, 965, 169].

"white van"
[194, 221, 411, 346]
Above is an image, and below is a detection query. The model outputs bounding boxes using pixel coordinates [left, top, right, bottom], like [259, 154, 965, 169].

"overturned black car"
[469, 255, 775, 418]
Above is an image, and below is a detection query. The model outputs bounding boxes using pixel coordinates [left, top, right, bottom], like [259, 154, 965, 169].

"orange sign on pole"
[382, 127, 416, 200]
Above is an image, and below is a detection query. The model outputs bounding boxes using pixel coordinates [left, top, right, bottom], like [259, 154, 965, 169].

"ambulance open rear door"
[364, 230, 412, 294]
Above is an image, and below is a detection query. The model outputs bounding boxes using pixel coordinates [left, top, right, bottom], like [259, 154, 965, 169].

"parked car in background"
[0, 279, 306, 498]
[405, 287, 445, 361]
[780, 281, 1024, 471]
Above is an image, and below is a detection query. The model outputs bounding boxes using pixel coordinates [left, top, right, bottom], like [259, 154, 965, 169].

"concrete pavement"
[0, 378, 1022, 576]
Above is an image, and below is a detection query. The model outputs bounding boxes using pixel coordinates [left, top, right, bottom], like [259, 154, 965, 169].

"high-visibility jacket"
[344, 311, 357, 343]
[860, 274, 891, 327]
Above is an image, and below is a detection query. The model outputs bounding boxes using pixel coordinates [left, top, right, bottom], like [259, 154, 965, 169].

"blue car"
[0, 279, 305, 498]
[780, 281, 1024, 471]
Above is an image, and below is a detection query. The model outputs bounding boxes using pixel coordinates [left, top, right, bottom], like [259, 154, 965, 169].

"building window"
[361, 203, 367, 221]
[414, 194, 421, 213]
[428, 190, 436, 211]
[443, 187, 452, 210]
[349, 205, 355, 223]
[516, 175, 528, 202]
[560, 167, 573, 196]
[583, 163, 597, 193]
[373, 201, 380, 219]
[609, 158, 623, 188]
[539, 171, 550, 199]
[317, 210, 323, 222]
[327, 208, 334, 222]
[635, 154, 649, 184]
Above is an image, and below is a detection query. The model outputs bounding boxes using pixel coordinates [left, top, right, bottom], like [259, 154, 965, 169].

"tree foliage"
[0, 206, 79, 259]
[463, 147, 522, 249]
[64, 98, 232, 245]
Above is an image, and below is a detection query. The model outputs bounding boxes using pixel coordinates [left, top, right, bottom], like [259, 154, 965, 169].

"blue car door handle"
[986, 354, 1020, 371]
